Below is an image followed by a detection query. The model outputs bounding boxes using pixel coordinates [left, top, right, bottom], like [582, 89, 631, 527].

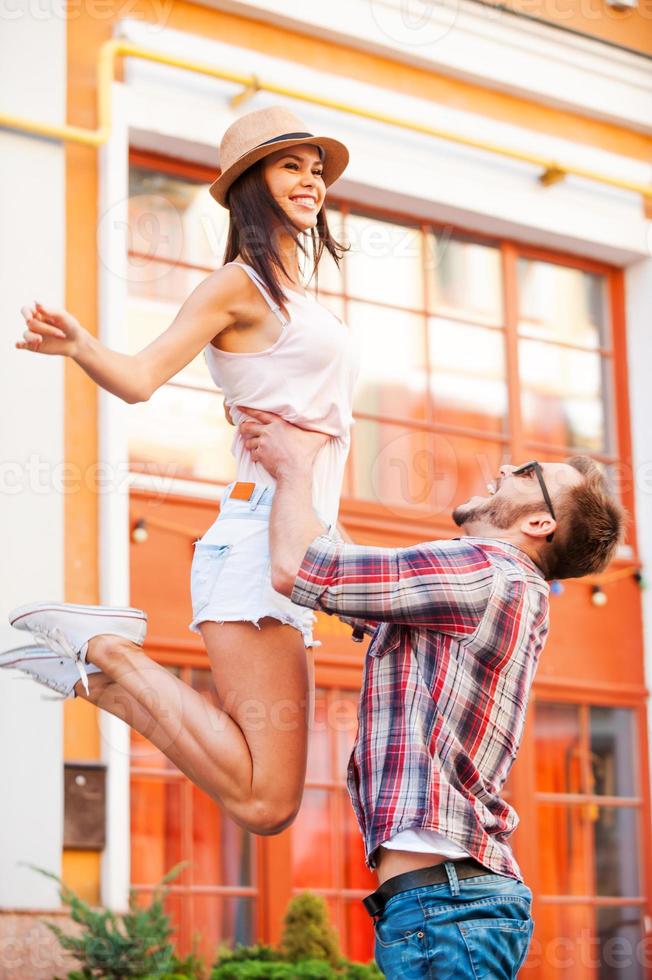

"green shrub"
[211, 894, 380, 979]
[211, 959, 380, 979]
[35, 865, 190, 979]
[213, 944, 283, 964]
[211, 960, 337, 979]
[280, 894, 341, 967]
[39, 864, 379, 980]
[340, 963, 382, 979]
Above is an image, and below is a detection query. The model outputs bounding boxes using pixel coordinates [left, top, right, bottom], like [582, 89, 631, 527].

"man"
[238, 408, 625, 979]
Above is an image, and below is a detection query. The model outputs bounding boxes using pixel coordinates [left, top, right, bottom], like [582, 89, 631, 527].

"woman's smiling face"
[261, 143, 326, 231]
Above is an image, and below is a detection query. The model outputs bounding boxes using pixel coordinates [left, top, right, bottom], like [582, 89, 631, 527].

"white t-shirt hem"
[381, 828, 471, 859]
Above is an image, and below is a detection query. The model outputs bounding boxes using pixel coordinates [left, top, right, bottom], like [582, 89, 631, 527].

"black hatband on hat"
[254, 132, 325, 161]
[255, 131, 314, 146]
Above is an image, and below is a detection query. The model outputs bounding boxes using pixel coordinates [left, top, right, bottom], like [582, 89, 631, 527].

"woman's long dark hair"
[221, 151, 348, 314]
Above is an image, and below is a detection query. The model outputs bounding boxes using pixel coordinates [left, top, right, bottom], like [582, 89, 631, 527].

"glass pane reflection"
[534, 703, 583, 794]
[594, 807, 640, 897]
[291, 788, 332, 889]
[130, 778, 183, 885]
[129, 385, 237, 484]
[128, 264, 208, 307]
[429, 318, 507, 433]
[306, 690, 331, 783]
[590, 707, 636, 797]
[596, 906, 644, 980]
[520, 338, 610, 451]
[426, 234, 503, 326]
[351, 419, 502, 520]
[347, 301, 427, 419]
[129, 168, 226, 270]
[518, 258, 608, 350]
[347, 213, 424, 309]
[192, 894, 255, 956]
[538, 804, 590, 896]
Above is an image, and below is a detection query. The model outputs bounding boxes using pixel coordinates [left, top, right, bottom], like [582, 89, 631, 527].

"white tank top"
[204, 262, 360, 528]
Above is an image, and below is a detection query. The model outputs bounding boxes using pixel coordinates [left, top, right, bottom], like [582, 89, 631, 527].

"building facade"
[1, 1, 652, 976]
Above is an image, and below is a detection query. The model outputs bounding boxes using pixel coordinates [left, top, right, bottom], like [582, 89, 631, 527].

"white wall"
[0, 6, 67, 910]
[97, 82, 133, 913]
[625, 257, 652, 789]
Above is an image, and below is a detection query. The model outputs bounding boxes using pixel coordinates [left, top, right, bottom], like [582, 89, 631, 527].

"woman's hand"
[16, 301, 85, 358]
[238, 407, 331, 480]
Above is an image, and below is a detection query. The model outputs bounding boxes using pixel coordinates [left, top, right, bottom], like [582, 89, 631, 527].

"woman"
[5, 105, 359, 836]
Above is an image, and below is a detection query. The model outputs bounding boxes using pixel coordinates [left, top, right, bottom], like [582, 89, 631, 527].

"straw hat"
[209, 105, 349, 208]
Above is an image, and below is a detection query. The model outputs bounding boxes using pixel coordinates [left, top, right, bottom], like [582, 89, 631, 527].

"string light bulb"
[550, 580, 565, 596]
[132, 518, 149, 544]
[591, 585, 608, 608]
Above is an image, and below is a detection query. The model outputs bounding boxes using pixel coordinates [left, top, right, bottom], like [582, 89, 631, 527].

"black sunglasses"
[512, 461, 556, 543]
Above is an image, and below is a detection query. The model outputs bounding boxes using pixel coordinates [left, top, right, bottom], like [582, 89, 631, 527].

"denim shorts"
[371, 862, 534, 979]
[188, 482, 323, 648]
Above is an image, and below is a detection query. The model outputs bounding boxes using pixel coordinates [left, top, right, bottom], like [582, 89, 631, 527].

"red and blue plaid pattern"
[291, 535, 550, 880]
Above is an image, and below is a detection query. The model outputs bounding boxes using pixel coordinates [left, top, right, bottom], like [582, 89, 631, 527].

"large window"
[533, 701, 647, 979]
[126, 159, 629, 536]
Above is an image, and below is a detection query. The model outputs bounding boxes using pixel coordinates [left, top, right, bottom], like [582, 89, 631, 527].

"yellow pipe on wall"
[1, 36, 650, 206]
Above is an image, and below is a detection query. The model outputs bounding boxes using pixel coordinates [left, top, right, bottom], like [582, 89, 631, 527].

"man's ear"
[520, 511, 556, 540]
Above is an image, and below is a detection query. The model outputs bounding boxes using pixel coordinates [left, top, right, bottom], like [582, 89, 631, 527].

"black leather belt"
[363, 858, 489, 919]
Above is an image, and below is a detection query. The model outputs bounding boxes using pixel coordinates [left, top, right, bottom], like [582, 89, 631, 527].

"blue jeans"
[372, 861, 534, 978]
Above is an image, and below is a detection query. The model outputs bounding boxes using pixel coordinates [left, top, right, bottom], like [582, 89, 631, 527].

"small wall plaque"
[63, 762, 107, 851]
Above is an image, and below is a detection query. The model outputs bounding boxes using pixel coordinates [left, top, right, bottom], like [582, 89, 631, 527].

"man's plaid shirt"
[291, 534, 550, 881]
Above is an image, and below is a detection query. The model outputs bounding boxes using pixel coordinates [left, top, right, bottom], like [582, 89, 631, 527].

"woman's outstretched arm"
[16, 264, 246, 404]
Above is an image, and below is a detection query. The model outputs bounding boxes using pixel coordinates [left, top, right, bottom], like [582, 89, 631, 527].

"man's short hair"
[542, 456, 626, 581]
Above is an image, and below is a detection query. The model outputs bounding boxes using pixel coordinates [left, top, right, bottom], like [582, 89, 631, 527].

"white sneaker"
[8, 601, 147, 695]
[0, 644, 102, 700]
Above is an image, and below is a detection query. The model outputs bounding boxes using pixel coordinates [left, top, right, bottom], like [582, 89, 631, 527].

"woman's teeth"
[291, 197, 316, 210]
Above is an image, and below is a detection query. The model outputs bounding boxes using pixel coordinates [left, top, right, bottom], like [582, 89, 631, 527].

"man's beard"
[452, 495, 543, 530]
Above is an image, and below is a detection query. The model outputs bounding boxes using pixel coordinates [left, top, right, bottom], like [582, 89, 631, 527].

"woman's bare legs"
[83, 618, 311, 835]
[76, 673, 230, 788]
[200, 619, 311, 829]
